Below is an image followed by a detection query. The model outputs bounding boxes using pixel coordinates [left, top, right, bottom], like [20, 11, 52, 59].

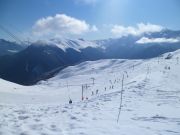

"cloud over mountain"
[136, 37, 180, 44]
[111, 23, 164, 37]
[32, 14, 97, 38]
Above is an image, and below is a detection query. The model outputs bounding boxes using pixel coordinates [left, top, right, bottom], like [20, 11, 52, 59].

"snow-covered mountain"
[33, 29, 180, 52]
[0, 41, 105, 85]
[0, 29, 180, 85]
[0, 49, 180, 135]
[31, 29, 180, 60]
[2, 29, 180, 55]
[47, 38, 100, 52]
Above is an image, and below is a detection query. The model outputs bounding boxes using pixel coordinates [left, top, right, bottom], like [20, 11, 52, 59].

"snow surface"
[0, 50, 180, 135]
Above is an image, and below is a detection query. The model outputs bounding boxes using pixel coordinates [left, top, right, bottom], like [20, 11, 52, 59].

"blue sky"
[0, 0, 180, 41]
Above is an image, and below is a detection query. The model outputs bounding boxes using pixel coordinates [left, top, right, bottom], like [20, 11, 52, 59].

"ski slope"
[0, 50, 180, 135]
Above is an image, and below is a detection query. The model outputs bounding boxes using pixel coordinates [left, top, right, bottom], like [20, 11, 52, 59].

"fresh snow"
[0, 50, 180, 135]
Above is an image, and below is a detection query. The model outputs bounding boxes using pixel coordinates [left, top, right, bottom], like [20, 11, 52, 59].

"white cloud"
[111, 23, 164, 37]
[136, 37, 180, 44]
[91, 25, 98, 32]
[32, 14, 97, 38]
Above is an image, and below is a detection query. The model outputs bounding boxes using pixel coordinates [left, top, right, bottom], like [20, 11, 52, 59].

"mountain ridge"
[0, 29, 180, 85]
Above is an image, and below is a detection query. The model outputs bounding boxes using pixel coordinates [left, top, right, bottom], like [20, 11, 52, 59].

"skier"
[96, 89, 99, 94]
[69, 99, 72, 104]
[92, 91, 94, 96]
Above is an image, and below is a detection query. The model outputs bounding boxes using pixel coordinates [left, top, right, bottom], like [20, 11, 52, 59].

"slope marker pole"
[117, 74, 124, 123]
[82, 85, 84, 101]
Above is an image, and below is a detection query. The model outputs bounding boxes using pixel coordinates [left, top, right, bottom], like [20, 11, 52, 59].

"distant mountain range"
[0, 39, 25, 56]
[0, 29, 180, 85]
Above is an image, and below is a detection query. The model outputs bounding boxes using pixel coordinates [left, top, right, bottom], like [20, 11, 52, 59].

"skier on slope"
[69, 99, 72, 104]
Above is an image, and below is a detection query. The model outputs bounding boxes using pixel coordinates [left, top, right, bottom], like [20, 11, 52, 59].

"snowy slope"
[0, 50, 180, 135]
